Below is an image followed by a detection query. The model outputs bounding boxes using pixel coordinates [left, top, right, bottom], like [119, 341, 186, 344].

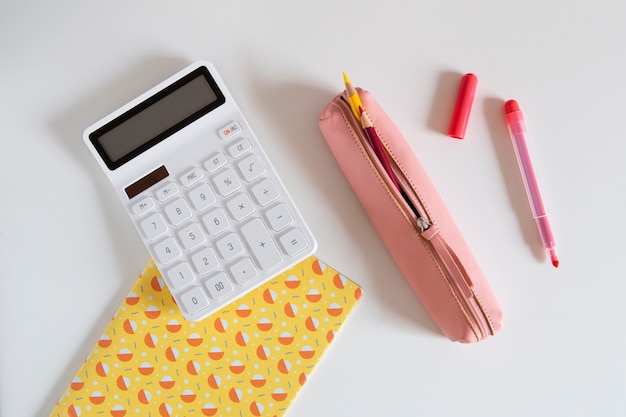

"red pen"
[504, 100, 559, 268]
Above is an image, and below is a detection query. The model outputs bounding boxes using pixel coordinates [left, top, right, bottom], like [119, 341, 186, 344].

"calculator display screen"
[90, 67, 226, 170]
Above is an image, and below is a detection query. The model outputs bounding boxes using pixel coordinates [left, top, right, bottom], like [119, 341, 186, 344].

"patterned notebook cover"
[50, 256, 361, 417]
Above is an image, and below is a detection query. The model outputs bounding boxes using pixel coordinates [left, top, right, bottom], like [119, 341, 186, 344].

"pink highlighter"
[504, 100, 559, 268]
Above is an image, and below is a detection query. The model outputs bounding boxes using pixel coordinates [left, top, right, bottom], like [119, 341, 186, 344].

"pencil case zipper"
[337, 96, 495, 340]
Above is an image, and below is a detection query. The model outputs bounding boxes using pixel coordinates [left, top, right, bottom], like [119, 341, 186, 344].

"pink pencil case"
[318, 89, 503, 342]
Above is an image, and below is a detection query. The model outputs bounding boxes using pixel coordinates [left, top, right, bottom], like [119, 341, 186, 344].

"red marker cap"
[448, 73, 478, 139]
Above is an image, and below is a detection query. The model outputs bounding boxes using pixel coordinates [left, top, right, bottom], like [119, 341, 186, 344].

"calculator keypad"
[129, 121, 314, 321]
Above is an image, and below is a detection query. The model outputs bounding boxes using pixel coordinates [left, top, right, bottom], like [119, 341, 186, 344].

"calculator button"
[241, 218, 283, 270]
[166, 262, 195, 290]
[155, 182, 179, 201]
[265, 204, 294, 231]
[218, 121, 242, 140]
[279, 228, 309, 256]
[180, 167, 203, 188]
[178, 222, 206, 250]
[164, 199, 192, 225]
[140, 212, 168, 240]
[238, 154, 265, 182]
[205, 272, 235, 300]
[226, 193, 255, 221]
[213, 168, 241, 196]
[153, 237, 182, 265]
[191, 247, 220, 275]
[180, 287, 209, 315]
[216, 233, 245, 260]
[202, 208, 230, 235]
[252, 179, 280, 206]
[204, 153, 228, 172]
[188, 183, 217, 211]
[230, 258, 258, 285]
[228, 138, 252, 158]
[131, 196, 155, 216]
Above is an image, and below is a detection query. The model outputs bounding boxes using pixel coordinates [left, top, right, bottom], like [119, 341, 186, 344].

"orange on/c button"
[219, 121, 242, 140]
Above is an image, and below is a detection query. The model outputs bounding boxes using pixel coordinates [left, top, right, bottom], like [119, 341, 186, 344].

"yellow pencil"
[343, 72, 364, 119]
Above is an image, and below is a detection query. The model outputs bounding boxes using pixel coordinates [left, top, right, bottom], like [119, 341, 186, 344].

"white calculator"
[84, 61, 317, 321]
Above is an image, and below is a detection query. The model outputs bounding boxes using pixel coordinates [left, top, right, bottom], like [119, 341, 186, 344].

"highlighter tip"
[548, 249, 559, 268]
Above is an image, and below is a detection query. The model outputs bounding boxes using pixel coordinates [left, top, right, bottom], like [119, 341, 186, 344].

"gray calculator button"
[213, 168, 241, 196]
[153, 237, 181, 264]
[178, 223, 206, 250]
[230, 257, 258, 285]
[155, 182, 179, 201]
[164, 199, 192, 225]
[131, 196, 155, 216]
[215, 233, 244, 260]
[279, 228, 309, 256]
[238, 154, 265, 182]
[191, 247, 219, 275]
[228, 138, 252, 158]
[202, 208, 230, 235]
[205, 272, 234, 300]
[188, 183, 217, 211]
[265, 204, 294, 231]
[241, 218, 282, 270]
[166, 262, 195, 290]
[204, 153, 228, 172]
[252, 179, 280, 206]
[140, 212, 168, 240]
[180, 167, 203, 188]
[226, 193, 255, 221]
[180, 287, 209, 315]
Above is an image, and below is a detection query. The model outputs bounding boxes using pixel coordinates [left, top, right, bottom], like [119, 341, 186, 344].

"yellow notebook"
[50, 256, 361, 417]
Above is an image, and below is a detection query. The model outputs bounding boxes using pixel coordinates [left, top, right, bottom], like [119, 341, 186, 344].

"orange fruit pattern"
[50, 256, 361, 417]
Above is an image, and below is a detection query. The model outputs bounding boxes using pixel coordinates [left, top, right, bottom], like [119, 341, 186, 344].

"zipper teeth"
[337, 97, 431, 229]
[336, 96, 493, 340]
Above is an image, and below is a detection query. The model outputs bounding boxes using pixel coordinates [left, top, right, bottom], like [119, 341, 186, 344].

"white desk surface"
[2, 1, 625, 416]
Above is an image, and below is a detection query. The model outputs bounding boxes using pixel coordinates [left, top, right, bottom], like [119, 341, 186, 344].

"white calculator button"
[216, 233, 244, 260]
[241, 218, 283, 271]
[178, 222, 206, 250]
[213, 168, 241, 196]
[202, 208, 230, 235]
[188, 183, 217, 211]
[226, 193, 255, 221]
[228, 138, 252, 158]
[279, 228, 309, 256]
[238, 154, 265, 182]
[180, 167, 203, 188]
[155, 182, 179, 201]
[252, 179, 280, 207]
[180, 287, 209, 315]
[205, 272, 234, 300]
[140, 212, 168, 240]
[218, 121, 242, 140]
[191, 247, 220, 275]
[131, 196, 155, 216]
[166, 262, 195, 290]
[153, 237, 181, 264]
[164, 198, 192, 225]
[265, 204, 294, 231]
[204, 153, 228, 173]
[230, 257, 258, 285]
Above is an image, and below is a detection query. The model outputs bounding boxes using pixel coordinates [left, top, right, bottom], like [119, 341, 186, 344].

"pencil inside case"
[318, 89, 503, 343]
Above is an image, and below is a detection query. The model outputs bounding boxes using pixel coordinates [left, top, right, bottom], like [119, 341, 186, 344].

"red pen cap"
[448, 73, 478, 139]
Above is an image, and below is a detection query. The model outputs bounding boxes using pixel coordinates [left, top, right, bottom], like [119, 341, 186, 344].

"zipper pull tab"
[421, 226, 474, 298]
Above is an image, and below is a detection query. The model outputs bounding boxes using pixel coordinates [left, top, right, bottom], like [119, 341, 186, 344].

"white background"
[1, 1, 625, 416]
